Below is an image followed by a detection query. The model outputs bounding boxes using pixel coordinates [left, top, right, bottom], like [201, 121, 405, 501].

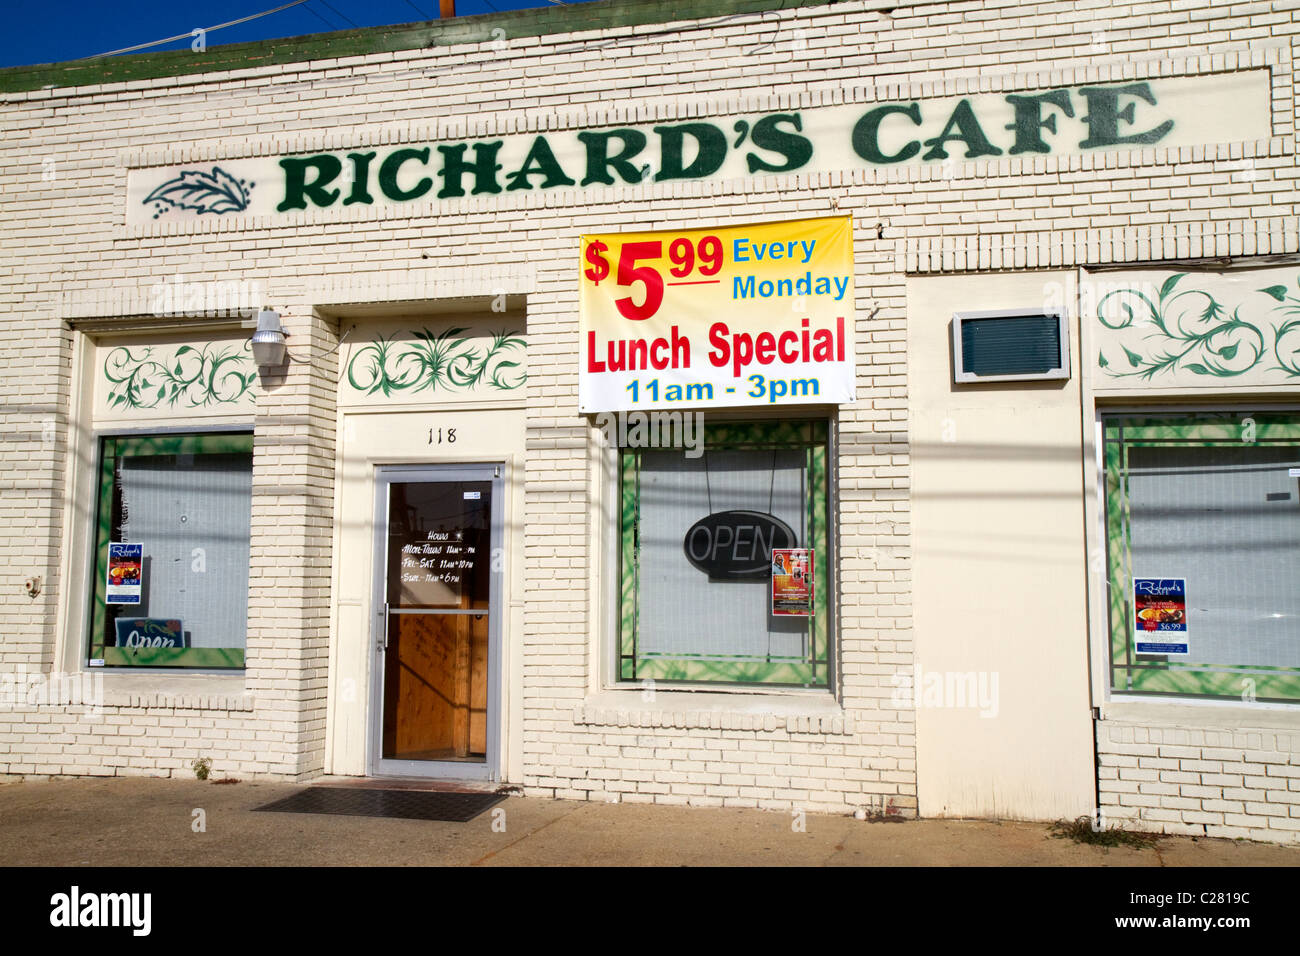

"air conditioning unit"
[951, 308, 1070, 383]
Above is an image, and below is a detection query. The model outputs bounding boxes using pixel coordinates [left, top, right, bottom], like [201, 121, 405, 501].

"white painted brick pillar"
[245, 309, 338, 778]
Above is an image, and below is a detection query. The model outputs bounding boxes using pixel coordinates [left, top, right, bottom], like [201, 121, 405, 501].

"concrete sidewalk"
[1, 777, 1297, 866]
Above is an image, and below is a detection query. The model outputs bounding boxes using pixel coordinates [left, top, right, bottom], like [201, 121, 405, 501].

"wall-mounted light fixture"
[250, 309, 288, 367]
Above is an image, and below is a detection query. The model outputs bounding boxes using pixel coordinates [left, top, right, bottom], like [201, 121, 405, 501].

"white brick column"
[246, 310, 337, 778]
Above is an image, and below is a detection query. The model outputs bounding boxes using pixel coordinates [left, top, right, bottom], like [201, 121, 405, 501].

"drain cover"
[254, 787, 505, 822]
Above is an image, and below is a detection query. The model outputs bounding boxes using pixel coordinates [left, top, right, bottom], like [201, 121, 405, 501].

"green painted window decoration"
[1096, 272, 1300, 380]
[103, 342, 257, 410]
[619, 420, 830, 687]
[89, 433, 254, 670]
[345, 328, 526, 396]
[1104, 412, 1300, 702]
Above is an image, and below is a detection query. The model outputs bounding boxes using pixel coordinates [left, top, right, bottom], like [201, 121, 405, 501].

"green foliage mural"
[103, 343, 256, 410]
[1096, 272, 1300, 380]
[345, 328, 526, 396]
[143, 167, 254, 218]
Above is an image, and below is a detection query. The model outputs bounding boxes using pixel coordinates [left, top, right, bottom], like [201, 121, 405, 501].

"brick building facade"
[2, 0, 1299, 843]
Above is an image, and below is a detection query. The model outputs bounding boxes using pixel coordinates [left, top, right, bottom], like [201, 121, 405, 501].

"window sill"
[95, 672, 252, 712]
[1101, 696, 1300, 731]
[577, 688, 850, 735]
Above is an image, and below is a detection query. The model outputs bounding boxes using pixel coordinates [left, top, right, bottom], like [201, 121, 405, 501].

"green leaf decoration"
[1098, 351, 1108, 368]
[102, 342, 255, 410]
[346, 328, 527, 396]
[142, 166, 251, 216]
[1099, 273, 1297, 380]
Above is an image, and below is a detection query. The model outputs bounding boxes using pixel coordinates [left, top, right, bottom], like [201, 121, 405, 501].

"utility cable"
[315, 0, 360, 29]
[90, 0, 314, 58]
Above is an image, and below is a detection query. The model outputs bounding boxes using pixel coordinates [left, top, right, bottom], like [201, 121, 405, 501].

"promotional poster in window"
[1133, 577, 1188, 655]
[772, 548, 814, 617]
[105, 542, 143, 605]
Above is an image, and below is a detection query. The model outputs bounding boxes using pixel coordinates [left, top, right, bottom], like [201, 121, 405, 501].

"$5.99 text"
[584, 236, 725, 321]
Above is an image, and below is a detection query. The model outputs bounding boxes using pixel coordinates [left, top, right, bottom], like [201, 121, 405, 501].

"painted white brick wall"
[1097, 722, 1300, 845]
[0, 0, 1296, 837]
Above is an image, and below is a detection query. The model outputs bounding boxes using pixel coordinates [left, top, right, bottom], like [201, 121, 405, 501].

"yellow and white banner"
[579, 216, 855, 412]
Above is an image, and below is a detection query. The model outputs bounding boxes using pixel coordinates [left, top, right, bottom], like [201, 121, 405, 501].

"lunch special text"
[587, 316, 846, 378]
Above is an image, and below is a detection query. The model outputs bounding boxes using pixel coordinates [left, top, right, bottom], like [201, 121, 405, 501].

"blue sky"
[1, 0, 600, 68]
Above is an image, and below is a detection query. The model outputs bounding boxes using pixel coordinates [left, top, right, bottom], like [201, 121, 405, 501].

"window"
[88, 432, 253, 669]
[618, 420, 830, 687]
[1103, 412, 1300, 701]
[951, 309, 1069, 382]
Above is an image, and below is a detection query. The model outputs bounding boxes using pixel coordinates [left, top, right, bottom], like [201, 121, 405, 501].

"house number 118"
[429, 427, 457, 445]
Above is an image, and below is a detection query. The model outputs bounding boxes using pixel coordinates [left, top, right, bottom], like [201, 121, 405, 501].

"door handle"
[379, 602, 390, 652]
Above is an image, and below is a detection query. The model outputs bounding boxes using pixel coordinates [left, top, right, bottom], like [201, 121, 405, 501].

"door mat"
[254, 787, 505, 822]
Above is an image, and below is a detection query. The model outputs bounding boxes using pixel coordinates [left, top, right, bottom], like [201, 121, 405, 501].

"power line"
[403, 0, 434, 18]
[315, 0, 361, 29]
[90, 0, 314, 58]
[303, 2, 340, 29]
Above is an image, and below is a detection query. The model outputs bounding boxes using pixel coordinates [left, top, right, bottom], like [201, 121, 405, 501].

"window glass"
[89, 433, 253, 669]
[1104, 413, 1300, 700]
[619, 421, 830, 686]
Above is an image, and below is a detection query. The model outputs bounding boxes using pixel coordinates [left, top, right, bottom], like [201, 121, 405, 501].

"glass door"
[370, 464, 502, 779]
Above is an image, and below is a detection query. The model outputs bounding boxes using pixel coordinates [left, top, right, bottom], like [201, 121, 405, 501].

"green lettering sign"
[379, 147, 434, 202]
[851, 104, 922, 165]
[505, 136, 577, 191]
[344, 151, 376, 206]
[436, 142, 503, 198]
[1078, 83, 1174, 148]
[578, 129, 648, 186]
[921, 99, 1003, 161]
[746, 113, 813, 173]
[653, 123, 728, 181]
[1004, 90, 1075, 155]
[277, 154, 341, 211]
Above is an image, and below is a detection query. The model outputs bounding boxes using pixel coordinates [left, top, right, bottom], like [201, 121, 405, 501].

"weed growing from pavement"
[192, 757, 212, 781]
[1050, 816, 1161, 849]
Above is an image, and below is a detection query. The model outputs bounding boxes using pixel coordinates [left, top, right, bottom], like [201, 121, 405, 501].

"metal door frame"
[368, 462, 504, 780]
